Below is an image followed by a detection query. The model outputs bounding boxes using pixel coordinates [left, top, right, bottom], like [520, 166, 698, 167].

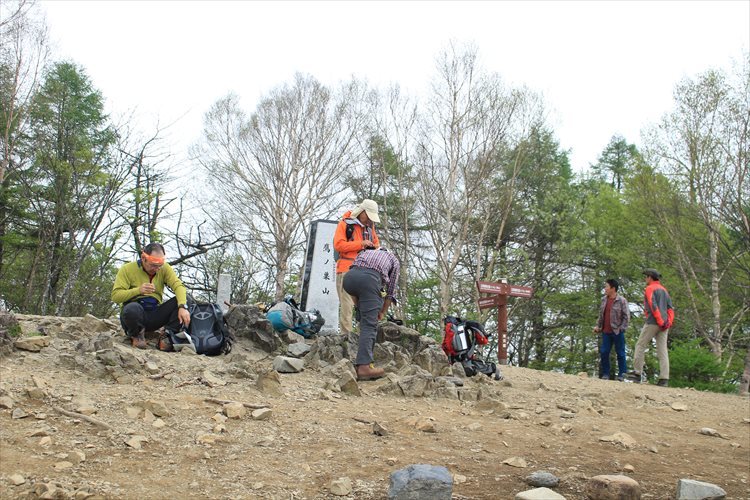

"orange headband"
[141, 252, 165, 266]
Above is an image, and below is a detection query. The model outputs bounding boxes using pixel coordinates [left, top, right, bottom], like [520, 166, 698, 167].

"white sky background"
[39, 0, 749, 177]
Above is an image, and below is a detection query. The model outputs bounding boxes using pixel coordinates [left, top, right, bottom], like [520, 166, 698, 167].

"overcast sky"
[39, 0, 749, 173]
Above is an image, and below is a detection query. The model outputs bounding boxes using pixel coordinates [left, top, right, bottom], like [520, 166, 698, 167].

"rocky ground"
[0, 309, 749, 500]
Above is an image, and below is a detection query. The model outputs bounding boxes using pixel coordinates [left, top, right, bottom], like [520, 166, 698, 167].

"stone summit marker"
[300, 220, 339, 335]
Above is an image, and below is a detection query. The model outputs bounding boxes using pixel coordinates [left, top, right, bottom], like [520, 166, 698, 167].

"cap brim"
[366, 210, 380, 223]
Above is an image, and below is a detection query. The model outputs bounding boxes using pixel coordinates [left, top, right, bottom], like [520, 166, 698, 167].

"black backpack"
[169, 303, 232, 356]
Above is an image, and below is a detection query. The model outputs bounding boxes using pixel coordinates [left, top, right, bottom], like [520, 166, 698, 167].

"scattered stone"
[135, 399, 171, 417]
[623, 464, 635, 473]
[152, 419, 166, 428]
[126, 407, 142, 419]
[196, 433, 218, 445]
[676, 479, 727, 499]
[179, 345, 197, 355]
[143, 409, 156, 424]
[671, 402, 688, 411]
[202, 369, 227, 387]
[386, 457, 398, 466]
[453, 474, 467, 484]
[144, 361, 160, 374]
[503, 457, 528, 468]
[69, 450, 86, 463]
[599, 431, 637, 448]
[467, 422, 482, 431]
[26, 386, 46, 400]
[515, 487, 566, 500]
[649, 445, 658, 453]
[388, 464, 452, 500]
[125, 436, 148, 449]
[287, 342, 311, 358]
[251, 408, 272, 421]
[525, 471, 559, 488]
[585, 474, 641, 500]
[9, 474, 25, 486]
[577, 371, 588, 378]
[0, 396, 14, 409]
[224, 402, 246, 419]
[14, 336, 50, 352]
[53, 461, 74, 470]
[256, 370, 283, 396]
[39, 436, 52, 446]
[11, 407, 28, 419]
[730, 442, 741, 448]
[373, 422, 389, 436]
[338, 371, 361, 396]
[212, 413, 228, 424]
[330, 477, 352, 496]
[699, 428, 727, 439]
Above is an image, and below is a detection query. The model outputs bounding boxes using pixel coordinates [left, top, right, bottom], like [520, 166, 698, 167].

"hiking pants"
[633, 323, 670, 380]
[600, 331, 627, 378]
[336, 271, 355, 335]
[342, 266, 383, 365]
[120, 297, 181, 337]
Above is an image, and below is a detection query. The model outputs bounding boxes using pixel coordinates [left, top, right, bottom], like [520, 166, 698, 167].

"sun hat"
[351, 199, 380, 223]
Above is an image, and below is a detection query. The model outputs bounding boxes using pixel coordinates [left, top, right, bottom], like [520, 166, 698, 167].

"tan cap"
[352, 199, 380, 223]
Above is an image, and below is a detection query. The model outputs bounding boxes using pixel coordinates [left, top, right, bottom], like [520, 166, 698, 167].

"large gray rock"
[225, 305, 282, 352]
[585, 474, 641, 500]
[411, 345, 451, 376]
[306, 334, 353, 368]
[388, 464, 452, 500]
[287, 342, 311, 358]
[377, 322, 437, 357]
[526, 471, 560, 488]
[272, 356, 304, 373]
[676, 479, 727, 499]
[14, 335, 50, 352]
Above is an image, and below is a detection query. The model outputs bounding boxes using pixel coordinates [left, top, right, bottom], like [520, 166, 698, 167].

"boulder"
[225, 304, 282, 352]
[516, 488, 566, 500]
[676, 479, 726, 499]
[272, 356, 304, 373]
[14, 336, 50, 352]
[585, 474, 641, 500]
[388, 464, 452, 500]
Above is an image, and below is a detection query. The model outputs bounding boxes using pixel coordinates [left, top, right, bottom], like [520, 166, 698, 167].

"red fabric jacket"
[644, 281, 674, 330]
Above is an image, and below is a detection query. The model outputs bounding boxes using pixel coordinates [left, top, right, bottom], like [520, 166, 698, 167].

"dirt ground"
[1, 316, 749, 500]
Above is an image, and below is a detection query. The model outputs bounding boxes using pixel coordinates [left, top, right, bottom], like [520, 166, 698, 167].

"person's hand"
[362, 240, 375, 249]
[659, 321, 670, 331]
[139, 283, 155, 294]
[178, 307, 191, 327]
[593, 326, 601, 334]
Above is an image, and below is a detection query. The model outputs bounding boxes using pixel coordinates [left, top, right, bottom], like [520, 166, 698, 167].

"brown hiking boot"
[157, 333, 173, 352]
[356, 363, 385, 381]
[131, 330, 147, 349]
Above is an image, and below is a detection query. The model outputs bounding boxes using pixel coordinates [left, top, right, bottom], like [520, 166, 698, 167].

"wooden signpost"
[476, 280, 534, 365]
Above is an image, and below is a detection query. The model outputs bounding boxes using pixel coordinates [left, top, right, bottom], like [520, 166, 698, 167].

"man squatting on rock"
[111, 243, 191, 349]
[343, 247, 400, 381]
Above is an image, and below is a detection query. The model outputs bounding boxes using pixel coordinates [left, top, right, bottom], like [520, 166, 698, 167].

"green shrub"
[668, 338, 737, 393]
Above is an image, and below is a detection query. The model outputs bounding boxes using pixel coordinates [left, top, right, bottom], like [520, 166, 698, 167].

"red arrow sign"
[507, 285, 534, 298]
[478, 296, 501, 309]
[476, 281, 508, 295]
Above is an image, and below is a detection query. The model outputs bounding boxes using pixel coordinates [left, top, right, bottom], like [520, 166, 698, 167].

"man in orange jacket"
[625, 268, 675, 386]
[333, 199, 380, 335]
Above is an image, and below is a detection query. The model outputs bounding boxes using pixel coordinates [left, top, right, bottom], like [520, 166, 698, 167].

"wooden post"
[476, 280, 533, 366]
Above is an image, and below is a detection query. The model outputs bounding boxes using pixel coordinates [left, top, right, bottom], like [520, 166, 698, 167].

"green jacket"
[111, 261, 187, 307]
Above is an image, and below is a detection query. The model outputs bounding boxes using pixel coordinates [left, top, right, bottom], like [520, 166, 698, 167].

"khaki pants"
[336, 271, 355, 335]
[633, 323, 670, 380]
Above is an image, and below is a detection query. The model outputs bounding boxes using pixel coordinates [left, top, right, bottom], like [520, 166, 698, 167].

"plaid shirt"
[351, 249, 400, 300]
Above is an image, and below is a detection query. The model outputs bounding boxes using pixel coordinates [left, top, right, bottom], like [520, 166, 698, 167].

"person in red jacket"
[625, 268, 674, 386]
[333, 199, 380, 335]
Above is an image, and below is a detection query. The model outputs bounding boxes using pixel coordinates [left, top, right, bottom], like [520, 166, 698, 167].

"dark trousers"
[342, 266, 383, 365]
[120, 297, 181, 337]
[600, 331, 627, 377]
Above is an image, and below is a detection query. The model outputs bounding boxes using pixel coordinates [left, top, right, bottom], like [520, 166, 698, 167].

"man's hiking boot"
[158, 332, 173, 352]
[657, 378, 669, 387]
[494, 366, 503, 381]
[356, 363, 385, 381]
[616, 375, 625, 382]
[130, 330, 147, 349]
[624, 370, 642, 383]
